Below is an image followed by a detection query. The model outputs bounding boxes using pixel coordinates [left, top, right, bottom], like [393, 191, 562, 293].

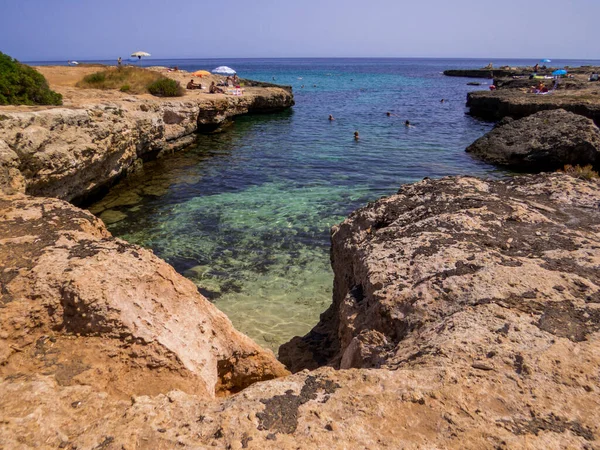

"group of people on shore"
[186, 74, 241, 94]
[186, 79, 229, 94]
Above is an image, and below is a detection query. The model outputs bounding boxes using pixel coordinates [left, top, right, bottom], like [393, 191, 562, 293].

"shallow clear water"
[87, 58, 598, 351]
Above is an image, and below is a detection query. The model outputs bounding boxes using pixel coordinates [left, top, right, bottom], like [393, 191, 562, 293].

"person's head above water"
[386, 111, 391, 116]
[328, 114, 334, 120]
[354, 131, 359, 139]
[405, 120, 410, 126]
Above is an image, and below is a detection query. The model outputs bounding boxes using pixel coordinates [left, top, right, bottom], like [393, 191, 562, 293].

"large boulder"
[466, 109, 600, 171]
[0, 194, 288, 400]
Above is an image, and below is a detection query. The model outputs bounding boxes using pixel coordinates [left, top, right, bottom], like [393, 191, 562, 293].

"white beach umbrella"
[131, 51, 151, 66]
[212, 66, 236, 75]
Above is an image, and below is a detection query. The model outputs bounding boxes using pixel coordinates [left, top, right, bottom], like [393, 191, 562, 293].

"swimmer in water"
[405, 120, 411, 127]
[386, 111, 391, 117]
[354, 131, 360, 140]
[329, 115, 335, 121]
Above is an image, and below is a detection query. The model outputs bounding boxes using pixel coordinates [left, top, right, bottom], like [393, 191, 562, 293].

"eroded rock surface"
[466, 109, 600, 170]
[2, 174, 600, 449]
[467, 88, 600, 125]
[279, 174, 600, 445]
[0, 89, 293, 203]
[0, 194, 288, 401]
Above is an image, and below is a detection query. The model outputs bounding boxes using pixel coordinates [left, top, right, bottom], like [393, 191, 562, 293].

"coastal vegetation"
[561, 164, 599, 180]
[76, 66, 183, 97]
[147, 77, 184, 97]
[0, 51, 62, 106]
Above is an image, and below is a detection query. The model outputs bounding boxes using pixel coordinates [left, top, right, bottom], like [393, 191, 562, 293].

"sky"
[1, 0, 598, 61]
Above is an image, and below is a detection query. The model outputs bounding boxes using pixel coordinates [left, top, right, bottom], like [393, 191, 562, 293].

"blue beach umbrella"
[540, 59, 551, 63]
[552, 69, 567, 76]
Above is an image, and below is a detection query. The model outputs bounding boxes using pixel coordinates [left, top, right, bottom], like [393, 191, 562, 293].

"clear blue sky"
[1, 0, 598, 61]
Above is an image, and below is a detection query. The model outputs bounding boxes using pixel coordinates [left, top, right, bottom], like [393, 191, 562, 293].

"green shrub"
[83, 72, 106, 84]
[119, 84, 130, 92]
[0, 51, 62, 106]
[561, 164, 599, 180]
[147, 78, 184, 97]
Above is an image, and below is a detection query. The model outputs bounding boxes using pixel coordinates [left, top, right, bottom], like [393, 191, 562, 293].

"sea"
[31, 57, 600, 351]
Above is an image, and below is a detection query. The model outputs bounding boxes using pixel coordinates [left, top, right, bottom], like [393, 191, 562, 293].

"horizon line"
[21, 55, 600, 64]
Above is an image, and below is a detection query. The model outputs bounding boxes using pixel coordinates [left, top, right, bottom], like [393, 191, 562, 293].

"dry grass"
[75, 67, 165, 94]
[560, 164, 599, 180]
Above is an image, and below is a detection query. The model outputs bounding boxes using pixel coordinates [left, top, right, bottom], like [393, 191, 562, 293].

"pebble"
[472, 362, 495, 371]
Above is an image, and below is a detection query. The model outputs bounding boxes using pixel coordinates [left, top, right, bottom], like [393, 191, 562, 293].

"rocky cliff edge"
[0, 87, 294, 203]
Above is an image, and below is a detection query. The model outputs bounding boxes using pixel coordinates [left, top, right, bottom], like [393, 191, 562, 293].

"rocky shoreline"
[455, 64, 600, 170]
[1, 65, 600, 449]
[2, 174, 600, 448]
[467, 89, 600, 125]
[462, 68, 600, 126]
[444, 65, 600, 79]
[0, 66, 294, 203]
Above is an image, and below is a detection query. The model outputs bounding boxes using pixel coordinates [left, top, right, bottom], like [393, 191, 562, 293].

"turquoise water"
[87, 58, 598, 351]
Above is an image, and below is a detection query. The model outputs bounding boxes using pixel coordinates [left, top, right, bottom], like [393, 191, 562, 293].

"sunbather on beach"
[210, 82, 224, 94]
[187, 79, 202, 90]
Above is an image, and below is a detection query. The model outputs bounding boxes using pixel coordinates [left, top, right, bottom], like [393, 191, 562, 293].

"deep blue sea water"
[68, 57, 598, 350]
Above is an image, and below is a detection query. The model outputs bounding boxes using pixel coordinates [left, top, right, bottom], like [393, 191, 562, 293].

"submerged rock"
[466, 109, 600, 171]
[98, 209, 128, 224]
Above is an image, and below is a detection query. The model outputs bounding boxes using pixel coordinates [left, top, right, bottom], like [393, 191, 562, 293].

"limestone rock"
[467, 89, 600, 124]
[0, 90, 293, 203]
[278, 173, 600, 447]
[2, 174, 600, 449]
[0, 139, 25, 195]
[466, 109, 600, 170]
[0, 194, 288, 400]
